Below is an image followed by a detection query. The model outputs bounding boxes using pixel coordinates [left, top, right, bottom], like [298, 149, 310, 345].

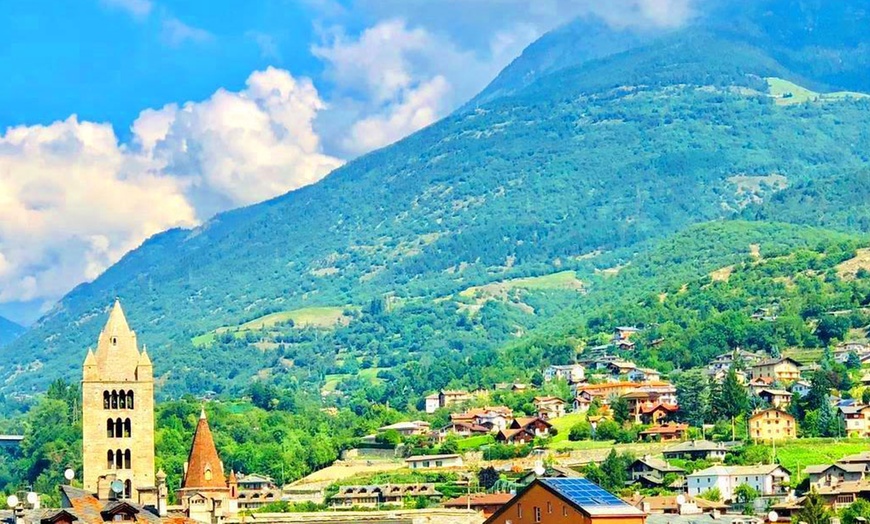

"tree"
[697, 487, 722, 502]
[569, 421, 592, 441]
[598, 449, 628, 492]
[594, 419, 621, 441]
[796, 490, 832, 524]
[720, 368, 749, 419]
[734, 483, 758, 505]
[675, 370, 709, 427]
[612, 396, 631, 425]
[477, 466, 500, 490]
[841, 498, 870, 524]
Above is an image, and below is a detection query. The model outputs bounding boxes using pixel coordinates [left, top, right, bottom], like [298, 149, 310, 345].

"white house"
[405, 454, 464, 470]
[687, 465, 790, 502]
[543, 364, 585, 384]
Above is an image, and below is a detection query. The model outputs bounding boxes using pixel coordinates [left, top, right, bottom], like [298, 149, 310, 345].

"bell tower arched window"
[107, 419, 115, 438]
[103, 391, 110, 409]
[111, 391, 118, 409]
[107, 450, 115, 469]
[126, 391, 134, 409]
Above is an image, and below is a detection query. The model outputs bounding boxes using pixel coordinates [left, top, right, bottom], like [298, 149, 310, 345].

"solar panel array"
[541, 478, 628, 507]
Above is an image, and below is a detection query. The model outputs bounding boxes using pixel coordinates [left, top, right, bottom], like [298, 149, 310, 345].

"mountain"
[5, 2, 870, 397]
[0, 316, 24, 348]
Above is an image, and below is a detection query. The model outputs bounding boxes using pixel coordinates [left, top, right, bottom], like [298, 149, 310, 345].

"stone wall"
[223, 509, 483, 524]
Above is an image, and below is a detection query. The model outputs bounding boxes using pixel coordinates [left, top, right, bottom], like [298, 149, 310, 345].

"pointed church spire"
[104, 299, 132, 336]
[182, 407, 226, 489]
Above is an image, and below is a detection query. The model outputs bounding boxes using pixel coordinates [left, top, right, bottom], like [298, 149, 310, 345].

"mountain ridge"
[5, 4, 870, 398]
[0, 315, 24, 348]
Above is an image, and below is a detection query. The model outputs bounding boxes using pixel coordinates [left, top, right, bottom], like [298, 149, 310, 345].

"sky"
[0, 0, 696, 325]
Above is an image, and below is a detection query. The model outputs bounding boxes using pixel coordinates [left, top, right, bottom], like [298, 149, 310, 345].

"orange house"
[484, 478, 646, 524]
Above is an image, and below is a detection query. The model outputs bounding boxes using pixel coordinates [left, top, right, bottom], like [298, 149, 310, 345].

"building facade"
[749, 409, 796, 441]
[81, 300, 157, 505]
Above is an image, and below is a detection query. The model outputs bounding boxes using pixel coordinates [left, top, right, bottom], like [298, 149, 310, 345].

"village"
[4, 309, 870, 524]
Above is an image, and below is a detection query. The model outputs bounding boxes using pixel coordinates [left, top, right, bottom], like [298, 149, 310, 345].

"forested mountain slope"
[4, 3, 870, 397]
[0, 316, 24, 348]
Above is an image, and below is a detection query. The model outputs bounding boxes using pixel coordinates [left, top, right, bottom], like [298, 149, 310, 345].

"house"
[629, 368, 662, 383]
[757, 388, 792, 408]
[439, 421, 490, 438]
[451, 406, 513, 432]
[405, 454, 464, 470]
[707, 349, 766, 375]
[814, 481, 870, 509]
[543, 364, 586, 384]
[839, 452, 870, 467]
[638, 402, 679, 425]
[378, 420, 431, 436]
[748, 409, 796, 441]
[496, 428, 536, 445]
[805, 463, 866, 490]
[663, 440, 728, 462]
[573, 395, 592, 413]
[749, 357, 801, 383]
[747, 376, 775, 394]
[534, 397, 567, 420]
[577, 381, 676, 405]
[328, 484, 443, 508]
[624, 494, 727, 515]
[483, 478, 646, 524]
[638, 423, 689, 442]
[614, 327, 642, 343]
[510, 417, 552, 437]
[839, 405, 870, 438]
[7, 485, 197, 524]
[608, 361, 638, 376]
[628, 456, 685, 484]
[443, 493, 515, 517]
[687, 465, 790, 501]
[519, 465, 581, 485]
[791, 380, 812, 397]
[235, 473, 282, 511]
[424, 390, 473, 413]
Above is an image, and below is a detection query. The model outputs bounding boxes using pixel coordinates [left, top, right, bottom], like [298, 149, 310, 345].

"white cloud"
[0, 68, 342, 304]
[247, 31, 282, 61]
[161, 17, 213, 46]
[313, 19, 529, 155]
[100, 0, 153, 18]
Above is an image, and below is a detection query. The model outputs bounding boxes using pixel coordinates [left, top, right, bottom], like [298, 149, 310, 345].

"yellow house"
[750, 357, 801, 383]
[749, 409, 796, 442]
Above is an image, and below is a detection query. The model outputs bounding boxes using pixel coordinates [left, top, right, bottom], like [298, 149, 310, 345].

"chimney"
[156, 470, 168, 517]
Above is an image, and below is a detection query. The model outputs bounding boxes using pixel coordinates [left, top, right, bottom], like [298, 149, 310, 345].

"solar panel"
[541, 478, 629, 507]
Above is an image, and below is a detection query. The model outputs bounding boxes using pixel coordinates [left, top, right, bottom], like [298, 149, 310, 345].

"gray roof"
[632, 456, 685, 473]
[664, 440, 725, 453]
[804, 463, 866, 475]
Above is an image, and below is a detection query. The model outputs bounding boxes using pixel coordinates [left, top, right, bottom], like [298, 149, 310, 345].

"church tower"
[82, 300, 156, 504]
[178, 409, 237, 523]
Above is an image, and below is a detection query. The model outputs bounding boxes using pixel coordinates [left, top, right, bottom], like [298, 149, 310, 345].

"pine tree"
[612, 396, 631, 425]
[796, 490, 832, 524]
[676, 369, 708, 427]
[721, 368, 749, 419]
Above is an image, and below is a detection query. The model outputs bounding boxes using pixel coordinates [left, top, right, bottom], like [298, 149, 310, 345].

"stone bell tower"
[82, 300, 156, 505]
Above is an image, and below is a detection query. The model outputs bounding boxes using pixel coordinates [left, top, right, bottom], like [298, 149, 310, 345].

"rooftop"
[664, 440, 725, 453]
[689, 464, 788, 477]
[540, 478, 645, 517]
[405, 454, 461, 462]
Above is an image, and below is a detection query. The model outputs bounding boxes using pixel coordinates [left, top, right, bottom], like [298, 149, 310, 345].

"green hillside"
[5, 4, 870, 399]
[0, 316, 24, 348]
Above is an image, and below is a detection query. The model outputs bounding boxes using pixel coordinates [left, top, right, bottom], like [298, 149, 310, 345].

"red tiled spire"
[181, 408, 226, 489]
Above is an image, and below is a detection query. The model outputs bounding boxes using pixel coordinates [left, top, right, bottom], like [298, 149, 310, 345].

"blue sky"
[0, 0, 694, 324]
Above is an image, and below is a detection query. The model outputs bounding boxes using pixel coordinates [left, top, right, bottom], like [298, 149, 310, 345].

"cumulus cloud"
[313, 19, 530, 155]
[0, 68, 342, 305]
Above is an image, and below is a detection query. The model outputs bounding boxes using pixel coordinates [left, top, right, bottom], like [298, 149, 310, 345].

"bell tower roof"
[182, 408, 226, 490]
[88, 299, 144, 382]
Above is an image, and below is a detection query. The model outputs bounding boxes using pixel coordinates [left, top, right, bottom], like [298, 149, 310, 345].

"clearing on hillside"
[192, 306, 352, 346]
[459, 270, 584, 299]
[767, 77, 870, 106]
[837, 248, 870, 280]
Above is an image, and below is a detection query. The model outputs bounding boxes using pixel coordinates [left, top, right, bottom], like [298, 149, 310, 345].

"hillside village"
[5, 303, 870, 524]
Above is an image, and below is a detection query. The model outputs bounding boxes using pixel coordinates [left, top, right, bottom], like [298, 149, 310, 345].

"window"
[124, 480, 132, 499]
[111, 337, 118, 346]
[123, 419, 132, 438]
[104, 391, 110, 409]
[547, 501, 552, 514]
[107, 419, 115, 438]
[107, 450, 115, 469]
[126, 391, 134, 409]
[534, 506, 541, 522]
[123, 449, 131, 469]
[111, 391, 118, 409]
[517, 504, 522, 518]
[563, 505, 568, 516]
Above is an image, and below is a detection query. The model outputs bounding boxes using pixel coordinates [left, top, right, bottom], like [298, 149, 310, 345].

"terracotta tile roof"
[181, 409, 227, 489]
[443, 493, 513, 508]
